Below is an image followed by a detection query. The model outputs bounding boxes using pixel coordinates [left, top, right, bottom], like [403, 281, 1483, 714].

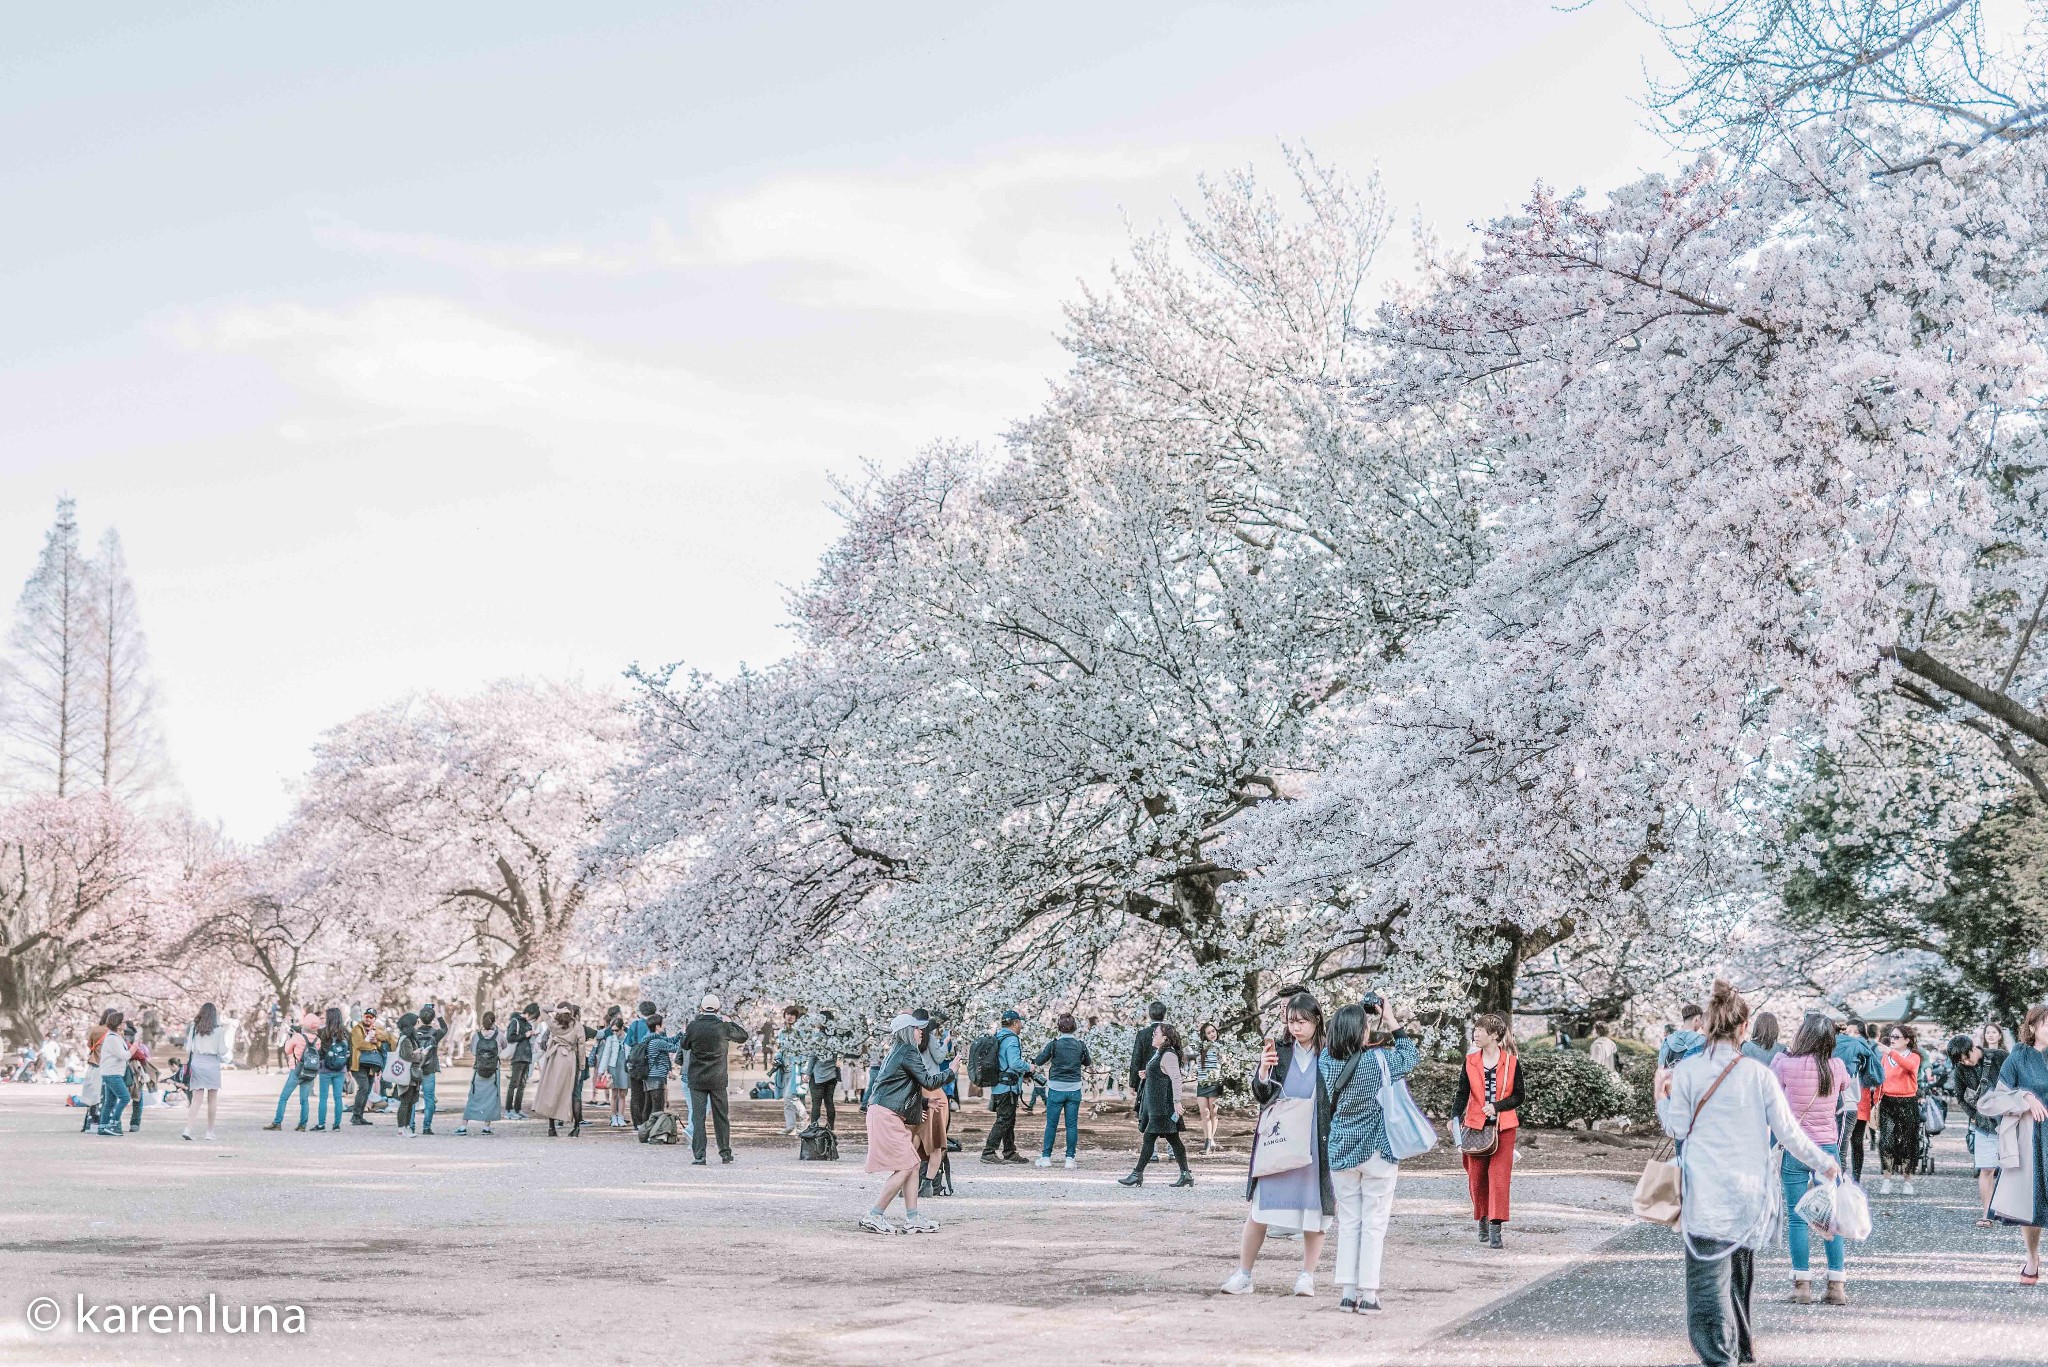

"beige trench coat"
[529, 1022, 582, 1123]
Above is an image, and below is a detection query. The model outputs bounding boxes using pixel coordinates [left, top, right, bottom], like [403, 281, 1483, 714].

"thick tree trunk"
[1470, 920, 1576, 1017]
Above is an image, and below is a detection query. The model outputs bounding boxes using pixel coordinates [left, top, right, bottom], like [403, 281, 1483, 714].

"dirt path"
[0, 1070, 1650, 1364]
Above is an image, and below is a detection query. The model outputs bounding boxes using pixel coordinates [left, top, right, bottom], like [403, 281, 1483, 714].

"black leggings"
[809, 1078, 837, 1130]
[1135, 1132, 1188, 1172]
[1879, 1095, 1921, 1173]
[1848, 1117, 1868, 1182]
[505, 1060, 530, 1113]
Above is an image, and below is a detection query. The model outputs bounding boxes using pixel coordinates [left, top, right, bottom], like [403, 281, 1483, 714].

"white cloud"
[309, 145, 1195, 318]
[182, 297, 760, 447]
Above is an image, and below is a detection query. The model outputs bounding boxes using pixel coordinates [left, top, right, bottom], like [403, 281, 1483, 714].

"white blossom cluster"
[604, 3, 2048, 1032]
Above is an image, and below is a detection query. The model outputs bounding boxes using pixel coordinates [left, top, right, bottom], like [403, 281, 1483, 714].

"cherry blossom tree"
[609, 157, 1487, 1029]
[1252, 0, 2048, 1013]
[0, 794, 173, 1046]
[292, 679, 632, 1015]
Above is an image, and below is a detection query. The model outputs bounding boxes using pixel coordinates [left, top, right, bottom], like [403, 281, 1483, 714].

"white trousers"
[1332, 1155, 1400, 1292]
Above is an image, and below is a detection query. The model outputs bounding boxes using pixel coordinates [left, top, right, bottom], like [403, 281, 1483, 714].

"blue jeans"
[273, 1071, 313, 1127]
[1781, 1142, 1845, 1276]
[98, 1075, 130, 1134]
[317, 1071, 347, 1126]
[1040, 1090, 1081, 1158]
[420, 1072, 438, 1129]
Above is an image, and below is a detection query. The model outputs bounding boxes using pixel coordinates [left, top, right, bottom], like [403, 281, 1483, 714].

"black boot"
[548, 1119, 558, 1137]
[1488, 1220, 1504, 1249]
[1117, 1169, 1144, 1187]
[1171, 1169, 1194, 1188]
[1477, 1218, 1490, 1244]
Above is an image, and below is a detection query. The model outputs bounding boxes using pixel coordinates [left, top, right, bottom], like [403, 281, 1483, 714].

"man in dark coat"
[681, 994, 750, 1164]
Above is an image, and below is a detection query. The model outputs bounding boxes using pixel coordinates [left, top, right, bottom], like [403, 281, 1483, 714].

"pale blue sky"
[0, 1, 1672, 836]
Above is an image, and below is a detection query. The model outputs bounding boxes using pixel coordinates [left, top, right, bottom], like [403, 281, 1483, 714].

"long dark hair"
[1788, 1011, 1837, 1096]
[1280, 991, 1325, 1052]
[195, 1002, 219, 1037]
[1152, 1022, 1184, 1065]
[321, 1006, 346, 1048]
[1328, 1003, 1366, 1062]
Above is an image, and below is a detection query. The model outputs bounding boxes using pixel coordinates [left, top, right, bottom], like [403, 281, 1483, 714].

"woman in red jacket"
[1877, 1024, 1923, 1195]
[1454, 1012, 1523, 1248]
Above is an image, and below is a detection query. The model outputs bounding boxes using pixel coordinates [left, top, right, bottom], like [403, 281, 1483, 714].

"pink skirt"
[864, 1104, 921, 1173]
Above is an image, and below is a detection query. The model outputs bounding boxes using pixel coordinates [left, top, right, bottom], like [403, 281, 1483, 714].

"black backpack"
[320, 1035, 351, 1072]
[295, 1035, 320, 1080]
[626, 1039, 651, 1082]
[473, 1033, 500, 1079]
[967, 1033, 1001, 1088]
[798, 1125, 839, 1161]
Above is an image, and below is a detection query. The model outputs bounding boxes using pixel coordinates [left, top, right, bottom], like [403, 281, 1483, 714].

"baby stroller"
[1913, 1091, 1942, 1177]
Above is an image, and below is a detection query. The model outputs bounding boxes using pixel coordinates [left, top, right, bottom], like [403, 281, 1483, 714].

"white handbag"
[380, 1055, 413, 1087]
[1251, 1095, 1316, 1178]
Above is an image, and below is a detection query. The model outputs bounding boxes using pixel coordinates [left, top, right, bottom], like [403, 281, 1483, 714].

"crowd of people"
[26, 978, 2048, 1367]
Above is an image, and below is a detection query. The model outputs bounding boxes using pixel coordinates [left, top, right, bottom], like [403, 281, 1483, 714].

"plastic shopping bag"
[1795, 1177, 1872, 1242]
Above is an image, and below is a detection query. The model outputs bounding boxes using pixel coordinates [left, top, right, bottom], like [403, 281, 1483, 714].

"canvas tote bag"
[1633, 1053, 1744, 1227]
[1251, 1095, 1316, 1177]
[1375, 1051, 1439, 1160]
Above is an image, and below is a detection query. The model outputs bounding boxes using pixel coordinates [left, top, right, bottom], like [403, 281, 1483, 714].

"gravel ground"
[0, 1070, 1648, 1365]
[1411, 1129, 2046, 1366]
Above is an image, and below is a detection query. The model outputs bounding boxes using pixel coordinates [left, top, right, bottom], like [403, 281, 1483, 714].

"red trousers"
[1464, 1137, 1515, 1222]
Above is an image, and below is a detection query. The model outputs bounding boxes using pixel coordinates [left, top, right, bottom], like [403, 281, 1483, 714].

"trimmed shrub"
[1615, 1052, 1660, 1125]
[1516, 1048, 1635, 1127]
[1409, 1060, 1462, 1120]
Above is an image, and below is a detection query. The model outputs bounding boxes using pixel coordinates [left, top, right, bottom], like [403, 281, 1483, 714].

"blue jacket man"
[980, 1010, 1029, 1164]
[625, 1001, 657, 1128]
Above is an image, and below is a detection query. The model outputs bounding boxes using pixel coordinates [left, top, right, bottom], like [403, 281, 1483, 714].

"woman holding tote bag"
[1319, 998, 1422, 1313]
[1658, 981, 1839, 1367]
[1220, 991, 1334, 1299]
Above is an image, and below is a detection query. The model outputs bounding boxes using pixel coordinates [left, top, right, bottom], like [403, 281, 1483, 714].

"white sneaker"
[1034, 1156, 1052, 1167]
[202, 1131, 216, 1142]
[1292, 1272, 1315, 1298]
[1064, 1157, 1077, 1170]
[1219, 1270, 1254, 1295]
[901, 1212, 940, 1233]
[858, 1212, 899, 1235]
[180, 1129, 191, 1141]
[1902, 1180, 1915, 1196]
[1880, 1177, 1894, 1195]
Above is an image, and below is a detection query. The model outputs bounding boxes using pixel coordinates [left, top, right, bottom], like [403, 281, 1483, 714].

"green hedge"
[1404, 1050, 1635, 1127]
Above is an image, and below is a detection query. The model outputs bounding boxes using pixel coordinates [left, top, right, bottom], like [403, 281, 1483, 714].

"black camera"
[1359, 991, 1383, 1013]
